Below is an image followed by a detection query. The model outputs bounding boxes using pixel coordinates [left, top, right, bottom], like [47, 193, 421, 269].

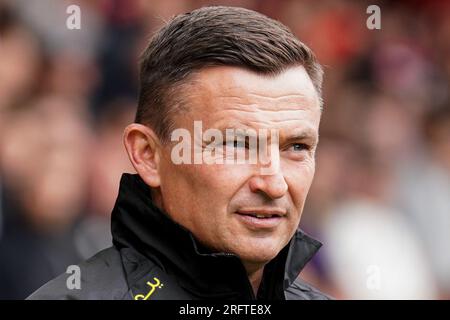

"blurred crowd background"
[0, 0, 449, 300]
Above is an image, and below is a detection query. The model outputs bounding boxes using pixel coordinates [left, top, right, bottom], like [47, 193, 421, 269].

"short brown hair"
[136, 6, 323, 142]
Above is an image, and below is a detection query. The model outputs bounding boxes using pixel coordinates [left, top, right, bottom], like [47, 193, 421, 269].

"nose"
[248, 139, 288, 199]
[248, 170, 288, 200]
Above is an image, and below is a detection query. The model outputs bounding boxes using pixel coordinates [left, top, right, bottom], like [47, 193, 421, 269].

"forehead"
[178, 66, 321, 133]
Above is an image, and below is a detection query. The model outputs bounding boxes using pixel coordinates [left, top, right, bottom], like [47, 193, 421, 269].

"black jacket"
[28, 174, 329, 300]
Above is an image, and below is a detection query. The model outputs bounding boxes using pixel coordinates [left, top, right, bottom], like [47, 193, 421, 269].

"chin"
[230, 237, 284, 264]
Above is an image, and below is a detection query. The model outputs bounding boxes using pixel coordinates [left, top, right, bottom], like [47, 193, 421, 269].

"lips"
[237, 212, 281, 219]
[243, 213, 277, 218]
[234, 208, 286, 229]
[235, 208, 286, 218]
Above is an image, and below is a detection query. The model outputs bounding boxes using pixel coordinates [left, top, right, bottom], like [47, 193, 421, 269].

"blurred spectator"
[394, 105, 450, 297]
[0, 95, 92, 299]
[73, 98, 136, 260]
[320, 145, 437, 299]
[0, 5, 42, 114]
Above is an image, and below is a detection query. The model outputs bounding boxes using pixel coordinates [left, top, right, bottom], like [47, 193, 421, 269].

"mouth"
[234, 209, 286, 229]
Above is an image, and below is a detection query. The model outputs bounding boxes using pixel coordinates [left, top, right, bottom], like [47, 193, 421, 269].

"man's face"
[157, 65, 321, 265]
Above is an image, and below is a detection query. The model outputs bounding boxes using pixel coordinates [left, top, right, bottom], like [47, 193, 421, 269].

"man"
[28, 6, 329, 300]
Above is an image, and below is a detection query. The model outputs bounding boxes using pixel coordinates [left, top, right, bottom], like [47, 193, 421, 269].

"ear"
[123, 123, 161, 188]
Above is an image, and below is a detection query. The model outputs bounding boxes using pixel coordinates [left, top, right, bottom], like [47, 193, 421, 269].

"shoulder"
[285, 279, 333, 300]
[27, 247, 129, 300]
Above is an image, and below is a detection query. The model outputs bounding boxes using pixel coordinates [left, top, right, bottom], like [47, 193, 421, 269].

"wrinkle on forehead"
[177, 66, 321, 130]
[207, 88, 319, 114]
[216, 92, 317, 107]
[213, 109, 314, 129]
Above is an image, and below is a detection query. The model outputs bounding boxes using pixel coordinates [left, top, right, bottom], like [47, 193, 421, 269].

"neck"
[150, 187, 164, 209]
[243, 261, 265, 296]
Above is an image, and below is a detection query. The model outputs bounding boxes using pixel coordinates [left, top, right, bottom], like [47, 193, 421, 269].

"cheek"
[195, 163, 251, 201]
[284, 160, 316, 206]
[162, 160, 248, 210]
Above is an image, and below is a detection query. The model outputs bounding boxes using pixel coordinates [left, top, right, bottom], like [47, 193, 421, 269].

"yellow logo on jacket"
[134, 277, 163, 300]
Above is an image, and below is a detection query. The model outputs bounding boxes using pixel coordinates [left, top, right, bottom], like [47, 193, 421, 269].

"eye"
[291, 143, 309, 152]
[225, 140, 247, 149]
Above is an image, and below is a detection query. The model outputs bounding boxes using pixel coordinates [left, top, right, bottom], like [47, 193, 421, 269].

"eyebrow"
[282, 128, 319, 146]
[287, 131, 317, 140]
[284, 136, 318, 149]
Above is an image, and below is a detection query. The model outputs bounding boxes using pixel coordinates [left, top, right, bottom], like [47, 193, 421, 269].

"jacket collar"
[111, 173, 322, 299]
